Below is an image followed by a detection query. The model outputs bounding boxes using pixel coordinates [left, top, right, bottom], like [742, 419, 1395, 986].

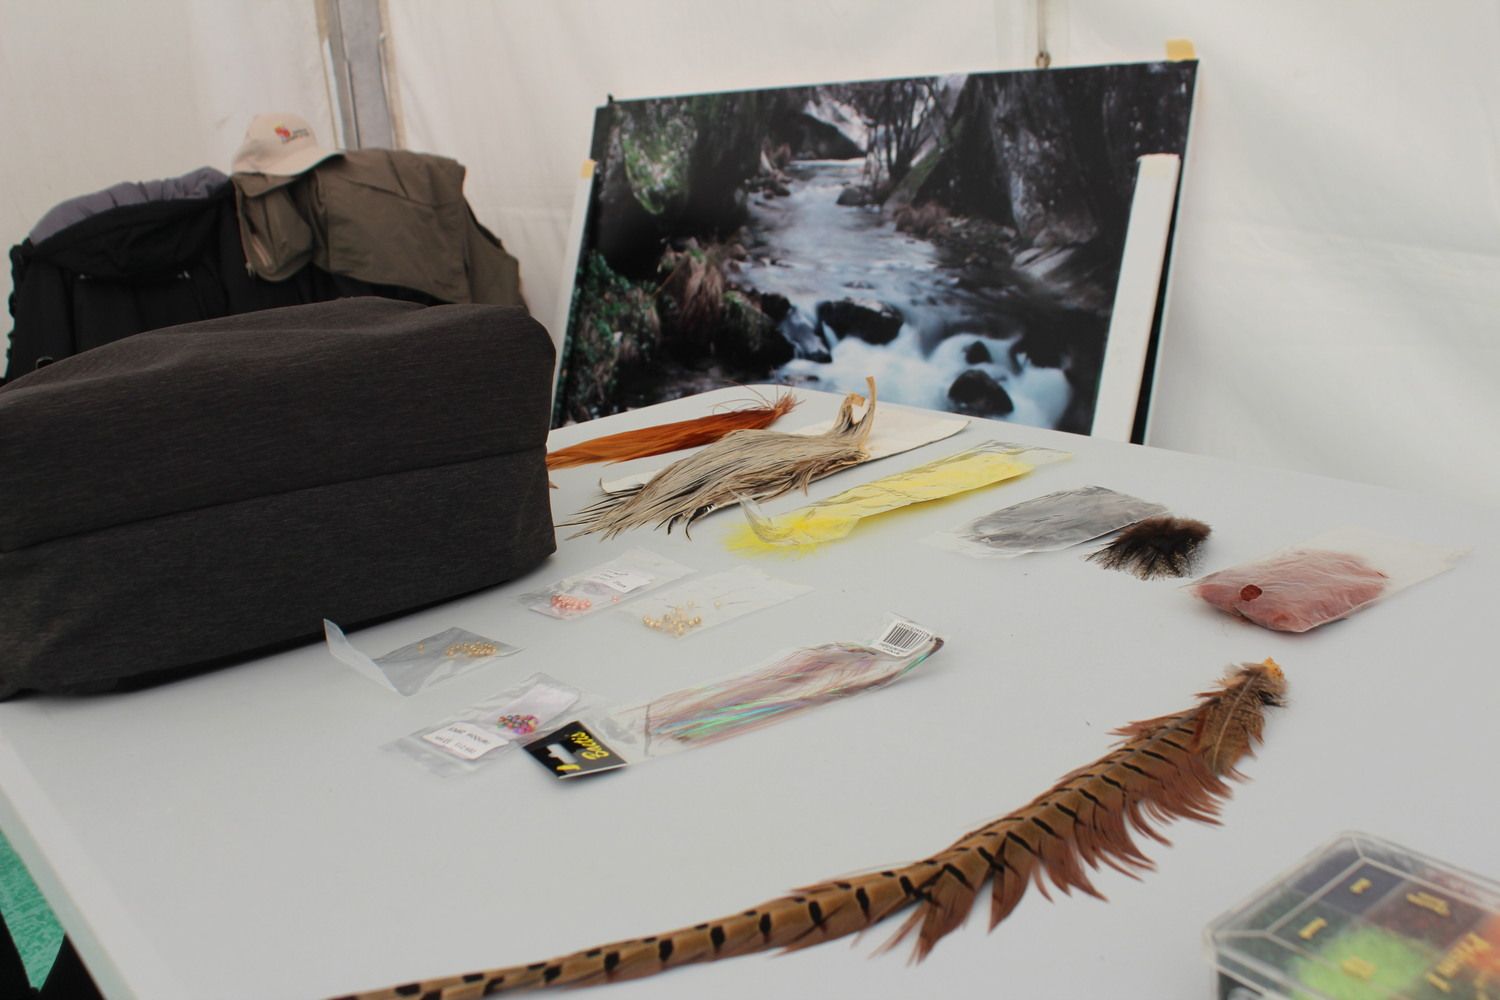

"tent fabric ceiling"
[3, 0, 1497, 509]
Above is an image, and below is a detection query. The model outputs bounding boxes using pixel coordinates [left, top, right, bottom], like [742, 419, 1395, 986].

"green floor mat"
[0, 829, 62, 988]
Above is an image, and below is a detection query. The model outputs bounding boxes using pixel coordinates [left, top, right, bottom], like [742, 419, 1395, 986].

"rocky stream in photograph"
[556, 62, 1196, 433]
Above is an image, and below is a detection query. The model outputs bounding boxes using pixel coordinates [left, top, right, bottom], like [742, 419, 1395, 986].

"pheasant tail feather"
[335, 660, 1285, 999]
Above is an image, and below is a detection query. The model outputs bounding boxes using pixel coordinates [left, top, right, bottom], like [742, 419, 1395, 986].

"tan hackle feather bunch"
[336, 659, 1285, 999]
[564, 378, 877, 538]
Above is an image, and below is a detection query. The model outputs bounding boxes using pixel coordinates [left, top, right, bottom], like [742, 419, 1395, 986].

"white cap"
[231, 112, 339, 176]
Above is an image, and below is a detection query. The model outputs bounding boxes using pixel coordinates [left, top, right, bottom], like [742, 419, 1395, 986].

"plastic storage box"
[1206, 833, 1500, 999]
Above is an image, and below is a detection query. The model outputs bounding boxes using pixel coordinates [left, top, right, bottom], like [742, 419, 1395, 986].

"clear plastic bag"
[519, 548, 695, 620]
[592, 614, 943, 761]
[324, 621, 521, 695]
[1188, 526, 1467, 632]
[388, 673, 581, 777]
[622, 566, 812, 639]
[929, 485, 1167, 558]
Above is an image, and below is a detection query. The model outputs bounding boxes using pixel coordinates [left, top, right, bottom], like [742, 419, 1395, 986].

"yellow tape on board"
[1166, 38, 1196, 61]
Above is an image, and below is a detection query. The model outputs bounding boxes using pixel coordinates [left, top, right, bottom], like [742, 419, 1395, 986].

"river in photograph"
[735, 159, 1071, 429]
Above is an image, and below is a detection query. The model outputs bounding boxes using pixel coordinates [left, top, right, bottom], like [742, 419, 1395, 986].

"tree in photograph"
[847, 79, 947, 194]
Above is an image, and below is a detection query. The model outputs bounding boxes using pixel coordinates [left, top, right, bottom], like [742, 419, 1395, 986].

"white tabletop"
[1, 386, 1496, 1000]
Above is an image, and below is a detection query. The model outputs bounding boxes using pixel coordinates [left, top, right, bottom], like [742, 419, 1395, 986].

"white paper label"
[872, 619, 935, 657]
[587, 568, 653, 593]
[421, 722, 510, 760]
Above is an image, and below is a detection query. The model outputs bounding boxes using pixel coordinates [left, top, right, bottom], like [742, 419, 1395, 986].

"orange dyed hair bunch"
[547, 393, 798, 470]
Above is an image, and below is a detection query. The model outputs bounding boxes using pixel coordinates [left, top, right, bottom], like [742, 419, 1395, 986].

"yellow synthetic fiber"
[727, 449, 1033, 553]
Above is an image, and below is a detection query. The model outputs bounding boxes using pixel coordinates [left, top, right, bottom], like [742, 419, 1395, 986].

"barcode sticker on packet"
[872, 619, 935, 657]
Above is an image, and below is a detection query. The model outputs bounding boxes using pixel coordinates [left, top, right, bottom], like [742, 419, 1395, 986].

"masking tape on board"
[1166, 38, 1196, 61]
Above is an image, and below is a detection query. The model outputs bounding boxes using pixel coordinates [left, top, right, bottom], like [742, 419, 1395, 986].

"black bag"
[0, 298, 556, 697]
[3, 187, 441, 384]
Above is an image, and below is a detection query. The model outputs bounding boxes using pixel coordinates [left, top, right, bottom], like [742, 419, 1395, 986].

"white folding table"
[1, 386, 1495, 999]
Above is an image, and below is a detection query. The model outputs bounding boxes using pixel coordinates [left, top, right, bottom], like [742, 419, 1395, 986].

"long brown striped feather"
[334, 660, 1285, 999]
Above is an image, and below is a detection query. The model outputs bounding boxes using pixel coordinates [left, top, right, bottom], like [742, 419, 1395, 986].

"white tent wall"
[386, 0, 1500, 509]
[0, 0, 335, 314]
[1066, 4, 1500, 510]
[3, 2, 1496, 509]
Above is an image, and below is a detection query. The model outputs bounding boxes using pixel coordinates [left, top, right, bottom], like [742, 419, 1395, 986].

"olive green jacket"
[232, 149, 524, 309]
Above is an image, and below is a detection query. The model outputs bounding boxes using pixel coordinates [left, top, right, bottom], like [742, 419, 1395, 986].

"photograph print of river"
[555, 61, 1197, 435]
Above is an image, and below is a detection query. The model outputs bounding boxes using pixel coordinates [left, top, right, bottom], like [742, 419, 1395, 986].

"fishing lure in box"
[1206, 832, 1500, 999]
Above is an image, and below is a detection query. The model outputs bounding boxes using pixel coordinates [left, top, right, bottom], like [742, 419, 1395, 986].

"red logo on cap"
[272, 123, 311, 144]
